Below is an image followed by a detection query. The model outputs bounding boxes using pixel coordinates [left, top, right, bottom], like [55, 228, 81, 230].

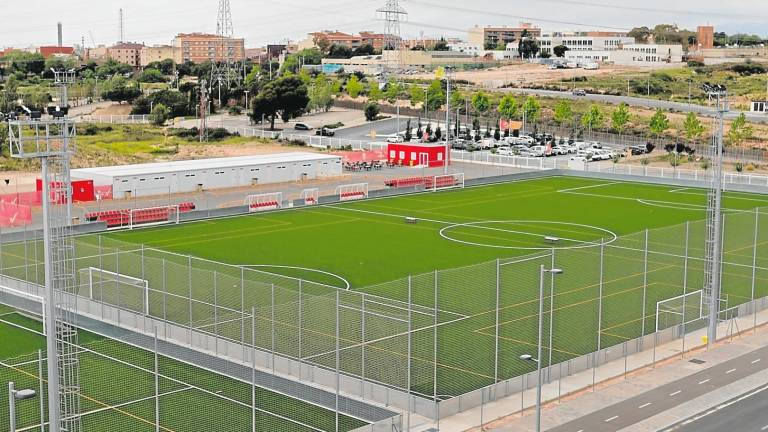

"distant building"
[468, 23, 542, 48]
[609, 43, 684, 65]
[172, 33, 245, 64]
[538, 32, 634, 56]
[321, 50, 478, 74]
[697, 26, 715, 50]
[86, 46, 109, 62]
[298, 31, 391, 51]
[140, 45, 178, 67]
[750, 101, 768, 113]
[38, 46, 75, 59]
[109, 42, 145, 68]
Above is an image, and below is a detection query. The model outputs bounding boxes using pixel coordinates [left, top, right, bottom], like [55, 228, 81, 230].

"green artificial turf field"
[0, 310, 366, 432]
[3, 176, 768, 400]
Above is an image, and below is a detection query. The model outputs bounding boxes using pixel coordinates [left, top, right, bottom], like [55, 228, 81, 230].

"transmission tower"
[210, 0, 240, 104]
[199, 79, 209, 142]
[701, 83, 728, 349]
[377, 0, 407, 73]
[8, 71, 81, 432]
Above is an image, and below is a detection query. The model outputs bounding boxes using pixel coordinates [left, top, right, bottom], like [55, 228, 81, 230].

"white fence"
[77, 115, 153, 124]
[235, 127, 388, 151]
[451, 150, 768, 188]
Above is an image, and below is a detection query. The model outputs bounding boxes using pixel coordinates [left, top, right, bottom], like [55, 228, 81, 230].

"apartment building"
[140, 45, 178, 67]
[297, 31, 389, 51]
[172, 33, 245, 64]
[107, 43, 145, 68]
[468, 23, 541, 48]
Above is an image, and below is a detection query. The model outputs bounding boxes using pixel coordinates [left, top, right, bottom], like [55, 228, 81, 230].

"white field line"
[339, 303, 409, 323]
[669, 188, 768, 204]
[561, 190, 751, 213]
[193, 315, 251, 331]
[0, 318, 43, 336]
[557, 181, 621, 193]
[362, 297, 469, 320]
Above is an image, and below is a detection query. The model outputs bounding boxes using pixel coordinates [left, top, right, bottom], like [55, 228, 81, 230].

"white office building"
[72, 153, 343, 199]
[538, 33, 635, 56]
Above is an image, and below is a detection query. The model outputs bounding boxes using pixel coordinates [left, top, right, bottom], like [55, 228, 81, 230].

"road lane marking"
[761, 425, 768, 431]
[726, 368, 737, 374]
[753, 359, 761, 364]
[638, 402, 652, 409]
[698, 379, 711, 385]
[670, 390, 682, 397]
[605, 415, 619, 422]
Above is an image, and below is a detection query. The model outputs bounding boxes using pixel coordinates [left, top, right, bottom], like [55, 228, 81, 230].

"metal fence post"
[335, 290, 340, 432]
[298, 279, 303, 361]
[548, 248, 556, 378]
[116, 247, 121, 325]
[641, 229, 649, 338]
[241, 267, 245, 362]
[251, 306, 256, 432]
[38, 349, 45, 432]
[407, 275, 413, 432]
[434, 269, 440, 431]
[361, 292, 366, 398]
[752, 208, 760, 333]
[98, 235, 104, 319]
[593, 240, 605, 391]
[154, 327, 160, 432]
[271, 284, 276, 375]
[162, 259, 167, 338]
[681, 222, 690, 358]
[214, 270, 219, 355]
[188, 255, 193, 346]
[23, 224, 29, 285]
[494, 259, 500, 383]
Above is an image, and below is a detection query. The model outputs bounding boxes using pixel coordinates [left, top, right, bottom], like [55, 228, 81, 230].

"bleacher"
[384, 176, 433, 188]
[248, 200, 280, 211]
[340, 191, 366, 200]
[85, 202, 195, 228]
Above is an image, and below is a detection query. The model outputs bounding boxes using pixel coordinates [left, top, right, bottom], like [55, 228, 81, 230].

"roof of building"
[72, 153, 341, 178]
[111, 42, 145, 50]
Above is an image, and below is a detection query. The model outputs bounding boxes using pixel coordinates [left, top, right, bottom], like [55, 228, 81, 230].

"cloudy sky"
[2, 0, 767, 48]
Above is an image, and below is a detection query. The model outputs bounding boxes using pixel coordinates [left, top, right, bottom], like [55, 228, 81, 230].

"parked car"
[529, 146, 547, 157]
[452, 139, 468, 150]
[629, 145, 647, 155]
[480, 138, 497, 149]
[572, 89, 587, 96]
[386, 135, 405, 143]
[496, 146, 515, 156]
[507, 135, 534, 146]
[551, 145, 569, 156]
[315, 127, 335, 137]
[294, 122, 313, 130]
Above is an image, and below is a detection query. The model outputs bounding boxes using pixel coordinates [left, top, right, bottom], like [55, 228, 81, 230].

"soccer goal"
[300, 188, 320, 206]
[128, 205, 180, 230]
[245, 192, 283, 212]
[655, 290, 705, 332]
[0, 286, 47, 336]
[429, 173, 465, 192]
[79, 267, 150, 316]
[336, 183, 368, 201]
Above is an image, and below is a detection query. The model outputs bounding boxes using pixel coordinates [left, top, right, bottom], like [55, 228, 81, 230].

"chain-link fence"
[2, 207, 768, 424]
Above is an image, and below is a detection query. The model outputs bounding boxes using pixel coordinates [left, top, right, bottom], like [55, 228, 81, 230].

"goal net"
[79, 267, 150, 316]
[128, 205, 179, 230]
[655, 290, 705, 332]
[336, 183, 368, 202]
[245, 192, 283, 212]
[300, 188, 319, 206]
[428, 173, 465, 192]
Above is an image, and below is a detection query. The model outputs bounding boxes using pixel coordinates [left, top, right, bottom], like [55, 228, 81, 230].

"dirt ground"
[174, 142, 324, 160]
[90, 104, 133, 116]
[410, 63, 665, 88]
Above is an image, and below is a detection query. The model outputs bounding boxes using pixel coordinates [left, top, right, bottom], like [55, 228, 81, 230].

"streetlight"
[8, 382, 37, 432]
[520, 265, 564, 432]
[244, 90, 250, 112]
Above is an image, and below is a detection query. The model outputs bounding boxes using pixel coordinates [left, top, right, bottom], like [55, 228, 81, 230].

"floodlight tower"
[7, 71, 81, 432]
[701, 83, 728, 349]
[210, 0, 241, 104]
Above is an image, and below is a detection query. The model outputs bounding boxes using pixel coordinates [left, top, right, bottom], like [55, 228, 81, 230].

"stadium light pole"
[8, 382, 37, 432]
[521, 266, 563, 432]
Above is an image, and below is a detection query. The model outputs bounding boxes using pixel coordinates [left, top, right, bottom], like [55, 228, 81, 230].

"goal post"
[300, 188, 319, 206]
[128, 205, 180, 230]
[430, 173, 465, 192]
[655, 290, 705, 332]
[0, 286, 47, 336]
[79, 267, 150, 316]
[336, 183, 368, 201]
[245, 192, 283, 212]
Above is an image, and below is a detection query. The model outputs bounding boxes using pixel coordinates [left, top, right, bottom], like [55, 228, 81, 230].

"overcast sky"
[2, 0, 767, 48]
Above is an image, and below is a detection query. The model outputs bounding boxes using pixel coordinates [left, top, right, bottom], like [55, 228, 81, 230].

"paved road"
[504, 88, 768, 123]
[333, 117, 417, 140]
[547, 344, 768, 432]
[664, 384, 768, 432]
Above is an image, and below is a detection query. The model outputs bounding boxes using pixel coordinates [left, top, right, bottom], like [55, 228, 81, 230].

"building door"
[419, 152, 429, 167]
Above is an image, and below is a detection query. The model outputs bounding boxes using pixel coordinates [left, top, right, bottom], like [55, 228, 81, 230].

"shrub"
[736, 162, 744, 172]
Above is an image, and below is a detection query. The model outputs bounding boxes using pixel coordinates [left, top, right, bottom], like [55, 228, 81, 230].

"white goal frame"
[430, 173, 465, 192]
[245, 192, 283, 212]
[80, 267, 150, 316]
[128, 205, 180, 230]
[655, 289, 704, 332]
[336, 183, 369, 201]
[300, 188, 319, 206]
[0, 286, 47, 336]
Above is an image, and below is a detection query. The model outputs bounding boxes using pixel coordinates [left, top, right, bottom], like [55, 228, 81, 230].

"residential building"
[468, 23, 541, 48]
[298, 30, 395, 51]
[38, 46, 75, 58]
[140, 45, 178, 67]
[538, 32, 634, 56]
[109, 42, 145, 68]
[86, 45, 109, 62]
[172, 33, 245, 64]
[359, 31, 387, 51]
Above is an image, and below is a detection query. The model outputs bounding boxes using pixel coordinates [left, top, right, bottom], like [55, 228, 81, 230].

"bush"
[364, 102, 380, 121]
[700, 159, 711, 170]
[731, 62, 766, 76]
[736, 162, 744, 172]
[687, 60, 705, 67]
[228, 106, 243, 116]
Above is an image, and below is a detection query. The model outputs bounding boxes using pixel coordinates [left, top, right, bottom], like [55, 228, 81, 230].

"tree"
[727, 113, 753, 147]
[553, 45, 569, 58]
[425, 79, 445, 111]
[138, 69, 165, 83]
[450, 89, 465, 111]
[611, 103, 630, 137]
[433, 38, 450, 51]
[682, 112, 706, 146]
[518, 37, 540, 59]
[132, 89, 188, 117]
[553, 100, 573, 125]
[522, 96, 541, 123]
[151, 103, 170, 126]
[250, 76, 309, 130]
[471, 92, 491, 116]
[364, 102, 380, 121]
[352, 44, 377, 56]
[409, 84, 424, 106]
[497, 94, 518, 120]
[404, 119, 413, 141]
[313, 34, 331, 54]
[346, 75, 363, 98]
[581, 104, 604, 131]
[368, 80, 382, 101]
[385, 79, 402, 103]
[649, 109, 670, 141]
[327, 44, 354, 59]
[100, 76, 142, 103]
[628, 26, 653, 43]
[307, 75, 334, 113]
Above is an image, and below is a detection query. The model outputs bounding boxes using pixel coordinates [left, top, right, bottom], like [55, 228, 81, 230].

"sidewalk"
[416, 307, 768, 432]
